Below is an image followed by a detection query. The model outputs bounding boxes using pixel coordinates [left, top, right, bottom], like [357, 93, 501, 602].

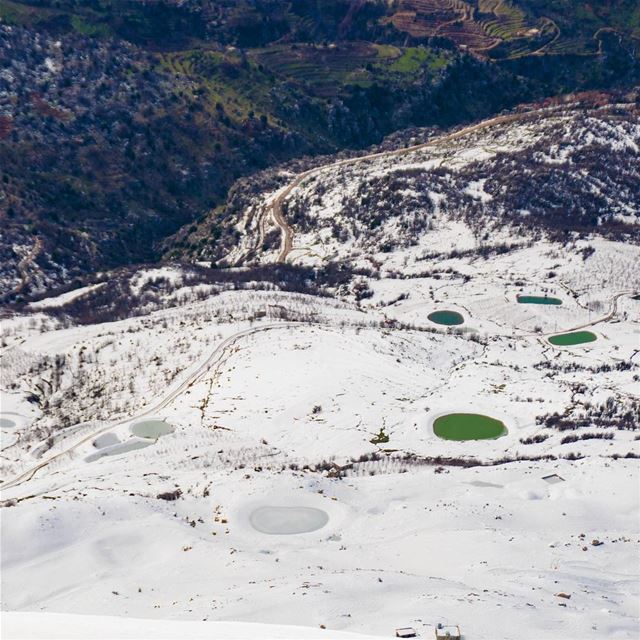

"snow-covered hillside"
[1, 99, 639, 640]
[220, 102, 639, 272]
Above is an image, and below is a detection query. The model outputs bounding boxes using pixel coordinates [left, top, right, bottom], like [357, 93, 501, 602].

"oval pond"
[428, 310, 464, 326]
[433, 413, 507, 441]
[250, 506, 329, 535]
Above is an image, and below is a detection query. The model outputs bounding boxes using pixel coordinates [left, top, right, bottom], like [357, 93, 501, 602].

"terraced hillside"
[0, 0, 638, 299]
[252, 42, 456, 98]
[387, 0, 640, 60]
[3, 0, 635, 60]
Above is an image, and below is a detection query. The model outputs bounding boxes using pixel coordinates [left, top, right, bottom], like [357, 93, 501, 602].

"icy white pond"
[85, 420, 173, 462]
[0, 417, 17, 429]
[130, 419, 174, 440]
[92, 432, 120, 449]
[85, 439, 152, 463]
[250, 506, 329, 535]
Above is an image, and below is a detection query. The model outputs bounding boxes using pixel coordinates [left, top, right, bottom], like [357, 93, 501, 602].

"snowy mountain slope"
[219, 102, 639, 272]
[1, 453, 638, 639]
[2, 251, 638, 638]
[2, 99, 639, 640]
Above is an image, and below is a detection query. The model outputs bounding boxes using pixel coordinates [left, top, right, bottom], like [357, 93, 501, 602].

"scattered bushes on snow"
[520, 434, 550, 445]
[561, 432, 614, 445]
[157, 489, 182, 501]
[539, 398, 638, 433]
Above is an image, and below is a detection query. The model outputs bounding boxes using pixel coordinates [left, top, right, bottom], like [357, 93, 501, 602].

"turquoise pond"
[517, 295, 562, 305]
[428, 310, 464, 326]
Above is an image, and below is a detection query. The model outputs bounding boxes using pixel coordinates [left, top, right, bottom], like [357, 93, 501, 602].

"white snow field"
[2, 612, 379, 639]
[1, 107, 640, 639]
[2, 254, 638, 639]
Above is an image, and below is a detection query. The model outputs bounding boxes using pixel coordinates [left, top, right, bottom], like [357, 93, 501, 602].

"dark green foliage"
[1, 0, 638, 290]
[370, 428, 389, 445]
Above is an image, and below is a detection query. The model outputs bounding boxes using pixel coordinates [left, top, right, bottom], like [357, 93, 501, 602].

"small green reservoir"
[548, 331, 597, 346]
[428, 310, 464, 326]
[433, 413, 507, 441]
[517, 295, 562, 305]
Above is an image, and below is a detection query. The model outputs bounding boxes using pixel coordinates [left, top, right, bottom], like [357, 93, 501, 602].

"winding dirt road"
[255, 108, 569, 265]
[0, 323, 294, 492]
[541, 290, 633, 337]
[10, 237, 42, 297]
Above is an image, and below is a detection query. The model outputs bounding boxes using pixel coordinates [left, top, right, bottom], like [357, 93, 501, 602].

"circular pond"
[548, 331, 597, 346]
[250, 506, 329, 535]
[433, 413, 507, 441]
[428, 310, 464, 326]
[517, 295, 562, 305]
[0, 417, 17, 429]
[130, 419, 174, 440]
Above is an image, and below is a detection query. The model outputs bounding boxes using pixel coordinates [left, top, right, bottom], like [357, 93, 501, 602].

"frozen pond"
[250, 506, 329, 535]
[93, 433, 120, 449]
[86, 419, 172, 462]
[0, 417, 17, 429]
[85, 439, 152, 462]
[130, 419, 174, 440]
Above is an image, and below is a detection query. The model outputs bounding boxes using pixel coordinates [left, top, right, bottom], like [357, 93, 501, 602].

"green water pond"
[428, 310, 464, 326]
[548, 331, 597, 346]
[517, 295, 562, 305]
[433, 413, 507, 441]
